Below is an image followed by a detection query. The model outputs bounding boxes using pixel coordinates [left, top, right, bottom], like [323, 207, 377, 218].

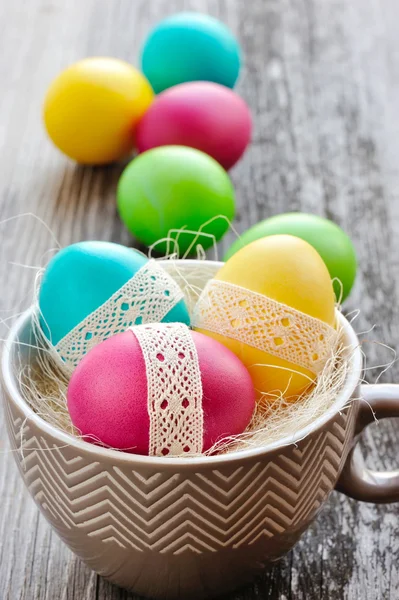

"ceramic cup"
[2, 260, 399, 600]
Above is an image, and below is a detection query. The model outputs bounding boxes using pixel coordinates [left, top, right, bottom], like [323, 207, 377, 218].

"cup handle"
[336, 384, 399, 503]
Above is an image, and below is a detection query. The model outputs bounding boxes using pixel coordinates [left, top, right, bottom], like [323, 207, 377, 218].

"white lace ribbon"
[132, 323, 204, 457]
[192, 279, 338, 375]
[54, 260, 184, 373]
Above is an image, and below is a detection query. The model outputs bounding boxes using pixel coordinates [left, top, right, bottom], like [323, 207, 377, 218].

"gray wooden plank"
[0, 0, 399, 598]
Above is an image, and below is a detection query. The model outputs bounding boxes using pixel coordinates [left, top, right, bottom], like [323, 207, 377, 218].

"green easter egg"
[225, 213, 357, 301]
[117, 146, 235, 255]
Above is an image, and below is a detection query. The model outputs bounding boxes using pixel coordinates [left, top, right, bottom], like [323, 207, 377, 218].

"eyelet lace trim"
[54, 260, 184, 373]
[133, 323, 204, 457]
[192, 279, 337, 374]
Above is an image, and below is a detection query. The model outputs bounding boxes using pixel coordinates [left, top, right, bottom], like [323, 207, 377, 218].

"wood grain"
[1, 0, 399, 598]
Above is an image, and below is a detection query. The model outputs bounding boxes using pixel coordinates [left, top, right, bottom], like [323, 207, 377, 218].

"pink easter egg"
[67, 327, 255, 455]
[136, 82, 252, 170]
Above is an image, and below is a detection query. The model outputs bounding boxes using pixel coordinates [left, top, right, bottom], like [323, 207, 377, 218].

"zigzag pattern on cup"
[5, 397, 355, 559]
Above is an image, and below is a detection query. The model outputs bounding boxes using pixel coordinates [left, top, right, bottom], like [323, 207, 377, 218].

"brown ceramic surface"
[2, 261, 399, 599]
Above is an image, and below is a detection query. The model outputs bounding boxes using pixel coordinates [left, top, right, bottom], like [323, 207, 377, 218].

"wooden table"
[1, 0, 399, 598]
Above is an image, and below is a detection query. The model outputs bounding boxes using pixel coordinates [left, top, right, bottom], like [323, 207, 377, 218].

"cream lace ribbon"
[192, 279, 338, 375]
[54, 260, 184, 373]
[133, 323, 204, 457]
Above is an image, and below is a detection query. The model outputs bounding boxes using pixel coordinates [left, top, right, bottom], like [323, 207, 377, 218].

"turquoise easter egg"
[141, 12, 241, 94]
[39, 241, 190, 346]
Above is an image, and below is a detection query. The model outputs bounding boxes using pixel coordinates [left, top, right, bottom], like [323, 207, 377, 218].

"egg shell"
[39, 241, 190, 346]
[141, 12, 241, 93]
[225, 213, 357, 301]
[196, 235, 336, 403]
[43, 57, 154, 164]
[67, 329, 255, 454]
[136, 82, 252, 170]
[117, 146, 235, 254]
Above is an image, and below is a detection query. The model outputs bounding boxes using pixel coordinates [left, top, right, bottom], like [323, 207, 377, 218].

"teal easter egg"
[224, 213, 357, 302]
[141, 12, 241, 93]
[39, 241, 190, 346]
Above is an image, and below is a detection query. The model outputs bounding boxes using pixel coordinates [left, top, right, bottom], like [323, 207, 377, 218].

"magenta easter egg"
[67, 326, 149, 452]
[67, 324, 255, 455]
[136, 82, 252, 170]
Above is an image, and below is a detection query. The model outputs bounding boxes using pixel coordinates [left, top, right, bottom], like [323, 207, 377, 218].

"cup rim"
[1, 259, 363, 468]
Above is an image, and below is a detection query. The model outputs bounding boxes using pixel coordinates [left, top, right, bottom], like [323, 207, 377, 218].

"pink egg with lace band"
[67, 323, 255, 455]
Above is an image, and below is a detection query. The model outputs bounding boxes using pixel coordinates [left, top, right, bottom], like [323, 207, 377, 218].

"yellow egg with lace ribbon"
[193, 235, 337, 406]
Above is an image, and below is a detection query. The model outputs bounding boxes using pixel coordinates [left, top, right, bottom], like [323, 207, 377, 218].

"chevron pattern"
[4, 392, 357, 596]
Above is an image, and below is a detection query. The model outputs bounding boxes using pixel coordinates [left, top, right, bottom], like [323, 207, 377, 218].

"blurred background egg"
[67, 327, 255, 454]
[43, 57, 154, 164]
[140, 12, 241, 93]
[117, 146, 236, 255]
[195, 235, 336, 403]
[225, 213, 357, 301]
[136, 82, 252, 170]
[39, 241, 190, 347]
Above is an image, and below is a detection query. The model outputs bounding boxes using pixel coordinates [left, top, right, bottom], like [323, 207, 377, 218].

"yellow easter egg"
[195, 235, 336, 405]
[43, 57, 154, 164]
